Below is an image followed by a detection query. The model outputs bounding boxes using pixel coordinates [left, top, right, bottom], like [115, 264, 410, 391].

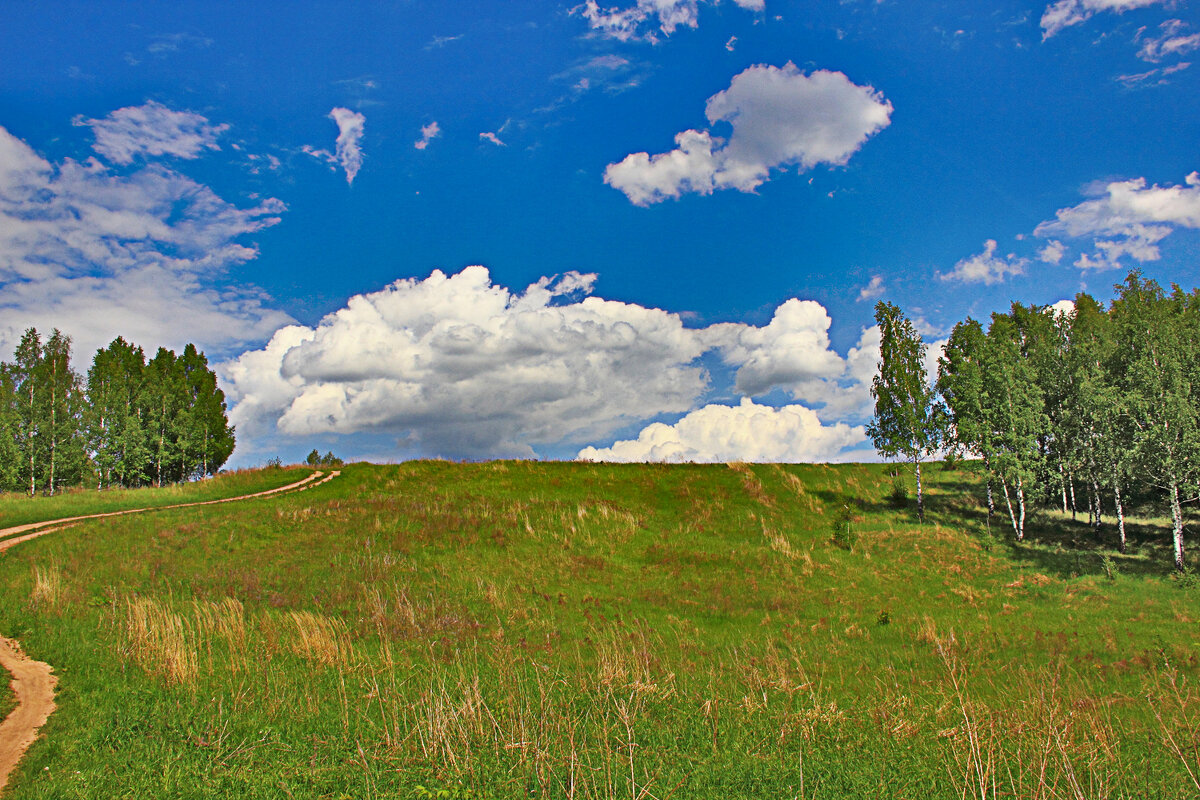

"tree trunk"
[1016, 475, 1026, 541]
[1068, 473, 1077, 520]
[914, 459, 924, 523]
[1092, 478, 1103, 536]
[1170, 479, 1186, 572]
[47, 365, 56, 498]
[1058, 463, 1068, 515]
[1112, 466, 1126, 555]
[1001, 478, 1020, 540]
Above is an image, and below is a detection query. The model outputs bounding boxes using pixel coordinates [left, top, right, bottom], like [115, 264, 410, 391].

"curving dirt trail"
[0, 468, 340, 793]
[0, 640, 55, 793]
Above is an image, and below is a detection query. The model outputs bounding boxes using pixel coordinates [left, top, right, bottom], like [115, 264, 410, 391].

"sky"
[2, 0, 1199, 466]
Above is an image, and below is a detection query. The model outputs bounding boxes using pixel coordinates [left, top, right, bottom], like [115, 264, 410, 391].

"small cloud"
[857, 275, 885, 301]
[605, 63, 892, 205]
[1038, 240, 1066, 264]
[480, 132, 506, 147]
[73, 100, 229, 165]
[414, 121, 441, 151]
[425, 34, 464, 50]
[725, 36, 738, 51]
[328, 108, 366, 183]
[938, 240, 1027, 285]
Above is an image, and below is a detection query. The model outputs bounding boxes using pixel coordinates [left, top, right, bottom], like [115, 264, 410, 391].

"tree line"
[0, 329, 235, 495]
[870, 270, 1198, 572]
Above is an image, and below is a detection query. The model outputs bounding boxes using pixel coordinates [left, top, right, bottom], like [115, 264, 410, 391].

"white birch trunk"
[1016, 475, 1026, 541]
[914, 459, 924, 523]
[1002, 478, 1020, 539]
[1170, 479, 1186, 572]
[1112, 465, 1126, 555]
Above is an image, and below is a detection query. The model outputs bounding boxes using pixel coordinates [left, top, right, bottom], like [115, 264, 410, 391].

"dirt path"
[0, 469, 340, 552]
[0, 468, 340, 794]
[0, 640, 55, 793]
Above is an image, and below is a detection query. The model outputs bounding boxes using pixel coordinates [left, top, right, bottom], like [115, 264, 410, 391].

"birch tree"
[980, 313, 1043, 541]
[1110, 274, 1199, 571]
[868, 301, 940, 522]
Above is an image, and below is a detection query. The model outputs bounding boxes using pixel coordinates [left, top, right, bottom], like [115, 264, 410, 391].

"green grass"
[0, 460, 1197, 798]
[0, 466, 315, 531]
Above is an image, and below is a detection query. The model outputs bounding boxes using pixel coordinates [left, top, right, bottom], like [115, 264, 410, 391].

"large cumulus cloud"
[577, 398, 868, 463]
[222, 265, 886, 459]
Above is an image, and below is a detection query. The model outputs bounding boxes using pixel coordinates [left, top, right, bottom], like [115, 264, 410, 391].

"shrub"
[831, 504, 857, 550]
[888, 471, 908, 508]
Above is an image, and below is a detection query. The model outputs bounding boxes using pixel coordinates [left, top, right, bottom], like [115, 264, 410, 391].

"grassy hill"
[0, 461, 1196, 798]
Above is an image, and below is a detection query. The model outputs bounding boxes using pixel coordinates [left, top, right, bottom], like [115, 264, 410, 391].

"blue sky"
[2, 0, 1199, 465]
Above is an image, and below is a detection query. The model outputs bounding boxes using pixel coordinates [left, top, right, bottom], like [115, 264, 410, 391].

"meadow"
[0, 460, 1197, 799]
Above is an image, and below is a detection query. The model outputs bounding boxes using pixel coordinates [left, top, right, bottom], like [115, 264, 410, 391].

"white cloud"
[1038, 240, 1066, 264]
[707, 299, 845, 397]
[725, 36, 738, 51]
[1040, 0, 1167, 40]
[73, 100, 229, 165]
[577, 398, 867, 463]
[857, 275, 885, 301]
[480, 131, 506, 147]
[576, 0, 699, 42]
[329, 108, 365, 183]
[1138, 20, 1200, 61]
[1034, 171, 1200, 269]
[222, 266, 710, 457]
[1049, 299, 1076, 318]
[223, 265, 884, 459]
[575, 0, 762, 42]
[0, 123, 290, 361]
[605, 63, 891, 205]
[938, 240, 1027, 285]
[414, 121, 441, 150]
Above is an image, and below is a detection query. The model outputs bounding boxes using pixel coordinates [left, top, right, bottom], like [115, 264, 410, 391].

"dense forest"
[0, 329, 234, 496]
[871, 271, 1200, 571]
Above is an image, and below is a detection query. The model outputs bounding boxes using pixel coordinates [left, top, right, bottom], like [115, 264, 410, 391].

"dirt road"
[0, 640, 55, 792]
[0, 468, 340, 793]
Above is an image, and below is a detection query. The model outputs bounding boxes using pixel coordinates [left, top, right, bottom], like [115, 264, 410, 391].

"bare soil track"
[0, 468, 340, 794]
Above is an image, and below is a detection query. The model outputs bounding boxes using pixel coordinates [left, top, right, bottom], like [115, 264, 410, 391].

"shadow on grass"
[818, 473, 1196, 582]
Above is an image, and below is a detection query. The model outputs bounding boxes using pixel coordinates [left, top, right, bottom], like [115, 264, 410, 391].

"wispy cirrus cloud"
[73, 100, 229, 165]
[1040, 0, 1168, 40]
[575, 0, 763, 43]
[605, 63, 892, 205]
[0, 119, 290, 361]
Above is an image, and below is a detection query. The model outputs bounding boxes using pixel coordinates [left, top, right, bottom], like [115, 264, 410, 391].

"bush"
[888, 471, 908, 508]
[831, 504, 857, 550]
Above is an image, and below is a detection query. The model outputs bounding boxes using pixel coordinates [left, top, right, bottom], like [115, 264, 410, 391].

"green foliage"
[306, 449, 344, 467]
[0, 329, 235, 494]
[831, 503, 857, 549]
[888, 471, 908, 507]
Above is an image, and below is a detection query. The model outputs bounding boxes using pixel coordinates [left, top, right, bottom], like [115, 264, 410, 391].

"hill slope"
[0, 461, 1196, 798]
